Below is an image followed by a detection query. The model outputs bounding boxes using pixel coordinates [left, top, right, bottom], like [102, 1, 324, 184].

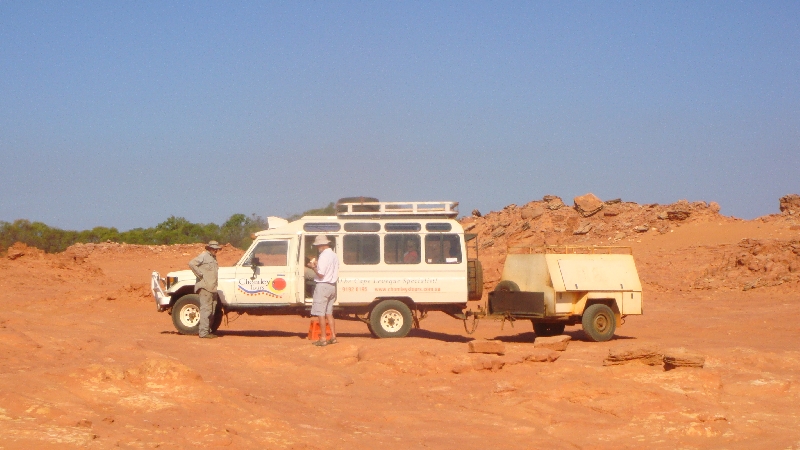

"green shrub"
[1, 203, 334, 254]
[0, 213, 266, 253]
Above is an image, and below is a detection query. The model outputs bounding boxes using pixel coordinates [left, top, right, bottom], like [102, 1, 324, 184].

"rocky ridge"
[461, 194, 800, 292]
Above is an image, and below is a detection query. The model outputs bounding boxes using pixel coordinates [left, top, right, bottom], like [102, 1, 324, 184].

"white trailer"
[487, 246, 643, 341]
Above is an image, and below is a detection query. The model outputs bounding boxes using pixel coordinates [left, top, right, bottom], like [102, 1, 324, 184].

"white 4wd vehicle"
[151, 201, 483, 338]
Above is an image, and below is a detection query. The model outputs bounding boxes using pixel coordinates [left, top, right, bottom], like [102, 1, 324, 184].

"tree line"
[0, 204, 336, 253]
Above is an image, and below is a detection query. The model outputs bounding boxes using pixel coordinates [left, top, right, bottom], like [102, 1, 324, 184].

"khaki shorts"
[310, 283, 336, 316]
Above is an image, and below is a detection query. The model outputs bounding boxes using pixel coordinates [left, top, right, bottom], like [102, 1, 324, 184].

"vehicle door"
[234, 239, 295, 304]
[300, 234, 338, 304]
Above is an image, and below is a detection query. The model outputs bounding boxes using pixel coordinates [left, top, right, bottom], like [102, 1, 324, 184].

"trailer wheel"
[171, 294, 222, 335]
[366, 323, 379, 338]
[582, 304, 616, 342]
[494, 280, 520, 292]
[369, 300, 413, 338]
[533, 322, 565, 337]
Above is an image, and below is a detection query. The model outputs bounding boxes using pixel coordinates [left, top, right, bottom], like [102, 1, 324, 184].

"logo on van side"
[237, 278, 286, 298]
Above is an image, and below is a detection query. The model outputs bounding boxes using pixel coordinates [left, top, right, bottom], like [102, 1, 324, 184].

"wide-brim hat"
[312, 235, 331, 246]
[206, 240, 222, 250]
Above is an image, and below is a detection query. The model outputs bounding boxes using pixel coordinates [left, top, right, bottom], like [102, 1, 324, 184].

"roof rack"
[336, 201, 459, 219]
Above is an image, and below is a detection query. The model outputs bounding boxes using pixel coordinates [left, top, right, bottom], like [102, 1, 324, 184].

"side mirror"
[250, 257, 259, 279]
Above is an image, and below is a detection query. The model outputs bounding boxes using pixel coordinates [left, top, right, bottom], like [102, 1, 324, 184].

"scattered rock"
[6, 242, 43, 260]
[667, 210, 691, 221]
[521, 207, 545, 220]
[603, 210, 619, 217]
[604, 346, 663, 366]
[525, 348, 560, 362]
[743, 278, 762, 291]
[492, 228, 507, 238]
[614, 232, 627, 240]
[7, 244, 26, 260]
[634, 225, 650, 233]
[605, 198, 622, 204]
[780, 194, 800, 214]
[709, 201, 721, 213]
[473, 356, 505, 372]
[520, 222, 531, 231]
[468, 340, 505, 355]
[62, 243, 92, 263]
[657, 212, 669, 220]
[574, 193, 605, 217]
[479, 239, 494, 249]
[499, 354, 526, 366]
[573, 222, 593, 235]
[545, 196, 565, 210]
[663, 348, 705, 370]
[534, 335, 571, 351]
[472, 209, 482, 217]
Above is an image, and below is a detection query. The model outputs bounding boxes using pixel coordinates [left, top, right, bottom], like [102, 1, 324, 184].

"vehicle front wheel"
[172, 294, 201, 334]
[369, 300, 413, 338]
[171, 294, 222, 335]
[533, 322, 566, 337]
[582, 304, 616, 342]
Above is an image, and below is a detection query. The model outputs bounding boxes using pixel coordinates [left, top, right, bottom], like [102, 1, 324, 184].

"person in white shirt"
[307, 235, 339, 346]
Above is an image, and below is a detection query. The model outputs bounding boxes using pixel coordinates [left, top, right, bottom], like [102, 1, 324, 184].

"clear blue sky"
[1, 1, 798, 230]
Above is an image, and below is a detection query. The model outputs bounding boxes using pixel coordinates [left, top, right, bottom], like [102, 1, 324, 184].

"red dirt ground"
[1, 197, 799, 449]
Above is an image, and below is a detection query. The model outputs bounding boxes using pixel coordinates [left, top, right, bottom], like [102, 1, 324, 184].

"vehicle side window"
[384, 235, 421, 264]
[344, 222, 381, 232]
[248, 241, 288, 266]
[425, 234, 462, 264]
[343, 234, 380, 265]
[385, 223, 421, 232]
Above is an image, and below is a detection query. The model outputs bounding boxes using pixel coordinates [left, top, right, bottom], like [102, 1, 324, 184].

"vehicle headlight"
[166, 276, 178, 289]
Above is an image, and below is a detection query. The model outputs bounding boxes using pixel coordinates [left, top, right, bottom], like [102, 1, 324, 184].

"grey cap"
[312, 235, 331, 246]
[206, 240, 222, 250]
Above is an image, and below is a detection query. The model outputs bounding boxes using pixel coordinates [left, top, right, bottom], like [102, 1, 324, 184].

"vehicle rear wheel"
[369, 300, 413, 338]
[171, 294, 222, 335]
[582, 304, 616, 342]
[533, 322, 565, 337]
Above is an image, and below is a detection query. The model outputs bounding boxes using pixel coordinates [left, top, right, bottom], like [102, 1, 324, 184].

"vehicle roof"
[254, 215, 464, 237]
